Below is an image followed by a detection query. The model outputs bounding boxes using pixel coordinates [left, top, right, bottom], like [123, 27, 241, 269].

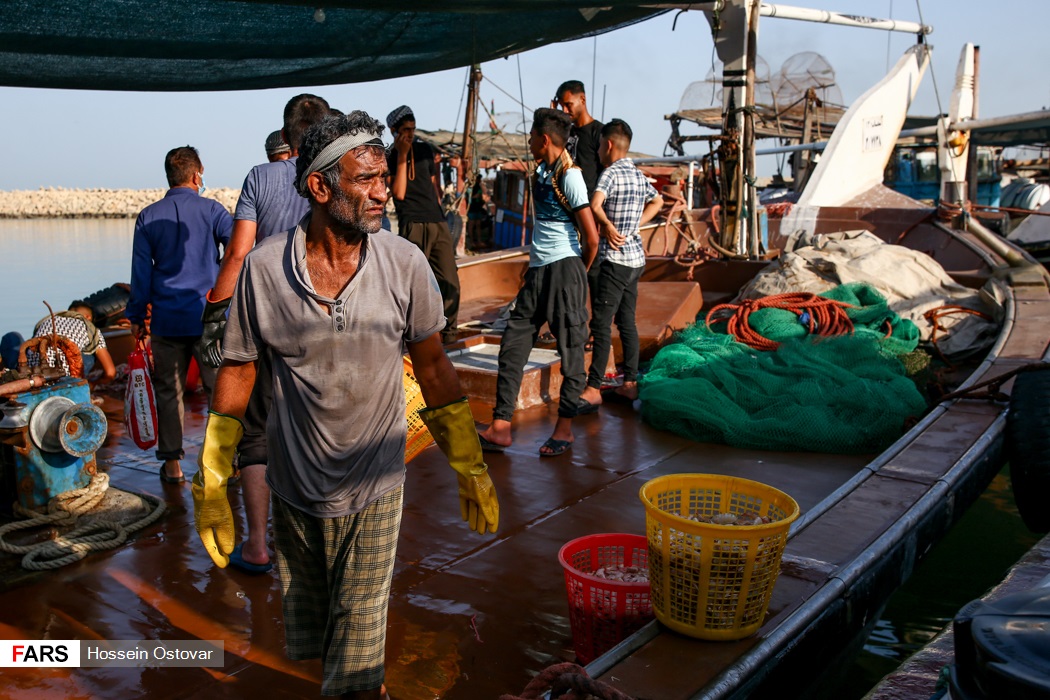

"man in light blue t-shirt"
[478, 108, 600, 458]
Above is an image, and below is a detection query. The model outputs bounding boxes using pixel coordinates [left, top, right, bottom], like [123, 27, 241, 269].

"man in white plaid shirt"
[578, 119, 663, 410]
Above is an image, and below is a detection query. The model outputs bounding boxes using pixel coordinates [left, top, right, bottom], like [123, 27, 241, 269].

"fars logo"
[0, 640, 80, 667]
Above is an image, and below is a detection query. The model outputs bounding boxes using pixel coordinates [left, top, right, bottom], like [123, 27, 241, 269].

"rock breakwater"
[0, 187, 241, 218]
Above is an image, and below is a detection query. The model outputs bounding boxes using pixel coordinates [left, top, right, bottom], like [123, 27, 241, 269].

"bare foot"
[478, 419, 513, 449]
[615, 381, 639, 401]
[579, 386, 602, 407]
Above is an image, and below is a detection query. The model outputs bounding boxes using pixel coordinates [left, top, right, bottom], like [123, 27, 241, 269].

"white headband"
[296, 131, 385, 195]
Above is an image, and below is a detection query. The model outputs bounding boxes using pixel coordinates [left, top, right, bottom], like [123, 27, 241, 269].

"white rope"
[0, 473, 166, 570]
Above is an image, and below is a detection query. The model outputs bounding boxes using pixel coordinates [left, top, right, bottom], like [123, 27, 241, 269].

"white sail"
[795, 44, 930, 208]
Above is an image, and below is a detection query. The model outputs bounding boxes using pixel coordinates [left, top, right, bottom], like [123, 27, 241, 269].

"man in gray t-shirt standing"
[193, 111, 499, 699]
[199, 94, 330, 574]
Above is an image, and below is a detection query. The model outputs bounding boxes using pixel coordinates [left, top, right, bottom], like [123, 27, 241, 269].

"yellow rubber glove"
[192, 411, 244, 567]
[418, 398, 499, 534]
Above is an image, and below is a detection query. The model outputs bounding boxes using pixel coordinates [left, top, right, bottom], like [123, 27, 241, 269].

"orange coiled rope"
[499, 662, 636, 700]
[18, 337, 84, 378]
[705, 292, 856, 351]
[16, 302, 84, 378]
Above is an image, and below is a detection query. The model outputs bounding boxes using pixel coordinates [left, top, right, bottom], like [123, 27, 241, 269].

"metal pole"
[745, 0, 760, 258]
[462, 65, 481, 181]
[966, 45, 980, 204]
[459, 65, 482, 256]
[759, 3, 932, 35]
[687, 162, 696, 209]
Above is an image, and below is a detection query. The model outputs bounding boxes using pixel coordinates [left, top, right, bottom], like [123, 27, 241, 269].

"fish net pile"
[639, 283, 928, 453]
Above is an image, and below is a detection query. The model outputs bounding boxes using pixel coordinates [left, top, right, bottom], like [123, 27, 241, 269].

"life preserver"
[1006, 366, 1050, 533]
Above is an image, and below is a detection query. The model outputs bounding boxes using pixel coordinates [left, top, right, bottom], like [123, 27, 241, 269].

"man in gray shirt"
[193, 111, 499, 700]
[200, 93, 330, 573]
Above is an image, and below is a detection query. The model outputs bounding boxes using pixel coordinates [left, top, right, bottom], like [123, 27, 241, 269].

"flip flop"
[228, 543, 273, 574]
[577, 400, 600, 415]
[539, 437, 572, 458]
[478, 434, 508, 453]
[159, 468, 186, 484]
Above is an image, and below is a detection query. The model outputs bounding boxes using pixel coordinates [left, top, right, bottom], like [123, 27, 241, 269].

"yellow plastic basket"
[403, 357, 434, 463]
[639, 473, 799, 641]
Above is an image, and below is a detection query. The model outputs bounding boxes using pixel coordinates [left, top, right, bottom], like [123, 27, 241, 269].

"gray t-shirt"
[234, 158, 309, 241]
[223, 218, 446, 517]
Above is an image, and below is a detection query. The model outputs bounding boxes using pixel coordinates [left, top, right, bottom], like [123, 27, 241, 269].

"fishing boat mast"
[664, 0, 933, 256]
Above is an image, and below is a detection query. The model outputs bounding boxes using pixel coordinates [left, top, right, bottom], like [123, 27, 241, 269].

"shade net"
[640, 283, 928, 454]
[0, 1, 662, 91]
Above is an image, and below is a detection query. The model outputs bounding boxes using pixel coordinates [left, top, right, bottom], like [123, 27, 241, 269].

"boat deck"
[2, 229, 1048, 699]
[0, 388, 869, 699]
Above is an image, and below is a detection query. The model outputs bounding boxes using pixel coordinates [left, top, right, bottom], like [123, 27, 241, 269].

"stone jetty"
[0, 187, 241, 218]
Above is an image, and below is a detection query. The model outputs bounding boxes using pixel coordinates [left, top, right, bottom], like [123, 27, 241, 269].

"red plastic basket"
[558, 533, 654, 664]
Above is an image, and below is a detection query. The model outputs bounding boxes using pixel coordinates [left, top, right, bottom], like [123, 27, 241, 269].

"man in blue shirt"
[127, 146, 232, 483]
[477, 108, 599, 457]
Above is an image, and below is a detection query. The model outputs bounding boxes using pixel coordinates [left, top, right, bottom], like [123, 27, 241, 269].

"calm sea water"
[0, 220, 1038, 696]
[0, 219, 135, 338]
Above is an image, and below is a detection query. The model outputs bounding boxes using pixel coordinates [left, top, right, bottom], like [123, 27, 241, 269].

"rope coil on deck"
[705, 292, 857, 351]
[0, 473, 166, 570]
[499, 662, 636, 700]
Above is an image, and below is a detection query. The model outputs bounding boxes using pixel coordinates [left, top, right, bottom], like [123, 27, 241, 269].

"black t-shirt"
[566, 120, 605, 196]
[386, 139, 445, 225]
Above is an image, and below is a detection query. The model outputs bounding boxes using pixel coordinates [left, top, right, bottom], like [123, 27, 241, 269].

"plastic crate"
[558, 533, 654, 664]
[402, 357, 433, 462]
[639, 474, 799, 641]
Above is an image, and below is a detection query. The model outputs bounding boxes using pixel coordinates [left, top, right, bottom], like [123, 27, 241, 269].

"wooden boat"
[2, 3, 1049, 699]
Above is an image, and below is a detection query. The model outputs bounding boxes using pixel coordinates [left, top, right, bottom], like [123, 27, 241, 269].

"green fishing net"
[640, 283, 928, 453]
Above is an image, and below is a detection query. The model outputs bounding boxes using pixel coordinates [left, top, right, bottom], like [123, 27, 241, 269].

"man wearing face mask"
[126, 145, 233, 483]
[386, 105, 461, 344]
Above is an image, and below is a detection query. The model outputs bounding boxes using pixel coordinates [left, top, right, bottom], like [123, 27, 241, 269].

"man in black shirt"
[555, 80, 605, 197]
[555, 80, 606, 315]
[387, 105, 461, 344]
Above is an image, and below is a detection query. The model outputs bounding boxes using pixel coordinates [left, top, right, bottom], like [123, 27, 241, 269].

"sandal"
[539, 437, 572, 458]
[478, 434, 508, 453]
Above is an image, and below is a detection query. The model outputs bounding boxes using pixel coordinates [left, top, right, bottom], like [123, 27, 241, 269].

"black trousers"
[587, 261, 644, 389]
[237, 348, 272, 466]
[493, 257, 589, 421]
[399, 220, 461, 341]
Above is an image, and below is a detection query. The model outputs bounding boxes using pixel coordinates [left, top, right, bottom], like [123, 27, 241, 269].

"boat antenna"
[592, 36, 598, 99]
[516, 53, 527, 138]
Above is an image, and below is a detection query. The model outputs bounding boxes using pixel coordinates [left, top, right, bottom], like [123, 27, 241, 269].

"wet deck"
[3, 230, 1047, 698]
[0, 387, 867, 699]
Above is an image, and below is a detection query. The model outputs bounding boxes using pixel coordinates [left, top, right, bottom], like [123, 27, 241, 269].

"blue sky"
[0, 0, 1045, 191]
